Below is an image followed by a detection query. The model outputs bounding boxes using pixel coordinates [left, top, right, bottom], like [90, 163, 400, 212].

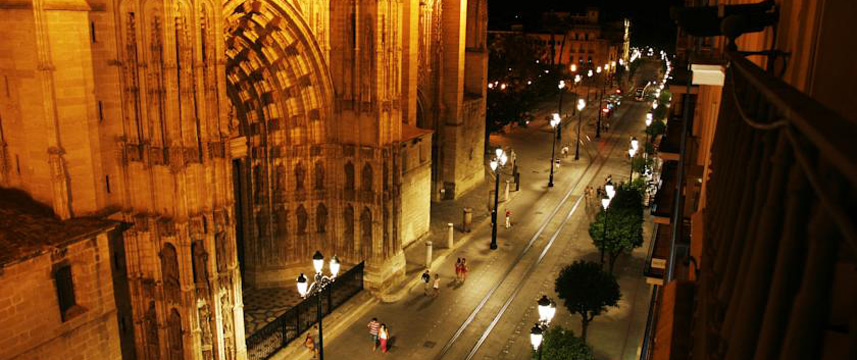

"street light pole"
[548, 114, 560, 187]
[489, 149, 507, 250]
[296, 252, 341, 360]
[600, 184, 615, 267]
[595, 66, 604, 139]
[557, 81, 565, 141]
[574, 99, 585, 161]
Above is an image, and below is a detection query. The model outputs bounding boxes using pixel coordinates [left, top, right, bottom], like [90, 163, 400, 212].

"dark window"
[90, 21, 96, 43]
[98, 101, 104, 123]
[106, 175, 111, 193]
[55, 265, 76, 321]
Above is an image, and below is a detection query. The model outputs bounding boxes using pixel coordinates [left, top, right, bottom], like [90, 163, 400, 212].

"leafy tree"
[533, 327, 594, 360]
[487, 34, 545, 132]
[589, 185, 644, 273]
[632, 156, 653, 176]
[646, 119, 666, 137]
[555, 261, 621, 341]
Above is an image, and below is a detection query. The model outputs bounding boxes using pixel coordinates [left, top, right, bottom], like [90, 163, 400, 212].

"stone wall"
[400, 133, 432, 248]
[0, 234, 122, 360]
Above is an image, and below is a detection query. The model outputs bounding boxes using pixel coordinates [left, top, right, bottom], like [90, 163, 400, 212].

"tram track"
[433, 101, 645, 360]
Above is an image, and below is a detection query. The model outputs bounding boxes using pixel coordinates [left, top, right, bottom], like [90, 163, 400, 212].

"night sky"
[489, 0, 685, 52]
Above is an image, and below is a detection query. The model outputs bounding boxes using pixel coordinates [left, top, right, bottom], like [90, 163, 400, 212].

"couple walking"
[367, 318, 391, 353]
[421, 270, 441, 297]
[454, 258, 469, 283]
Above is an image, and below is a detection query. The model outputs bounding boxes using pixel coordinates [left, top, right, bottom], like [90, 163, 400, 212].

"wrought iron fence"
[245, 262, 364, 360]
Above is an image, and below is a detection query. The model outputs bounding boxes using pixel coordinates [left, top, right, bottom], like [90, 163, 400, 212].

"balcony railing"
[691, 51, 857, 359]
[245, 262, 364, 360]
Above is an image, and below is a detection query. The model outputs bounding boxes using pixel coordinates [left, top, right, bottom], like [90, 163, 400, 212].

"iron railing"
[245, 262, 364, 360]
[692, 51, 857, 359]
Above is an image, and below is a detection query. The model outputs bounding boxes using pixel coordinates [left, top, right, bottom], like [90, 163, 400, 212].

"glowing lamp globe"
[296, 273, 309, 297]
[329, 255, 340, 278]
[312, 251, 324, 274]
[530, 325, 543, 350]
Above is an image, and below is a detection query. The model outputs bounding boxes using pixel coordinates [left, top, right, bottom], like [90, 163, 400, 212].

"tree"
[487, 33, 544, 132]
[589, 185, 644, 273]
[533, 327, 593, 360]
[555, 261, 621, 341]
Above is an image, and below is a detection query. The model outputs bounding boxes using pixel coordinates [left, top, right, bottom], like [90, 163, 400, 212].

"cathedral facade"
[0, 0, 487, 359]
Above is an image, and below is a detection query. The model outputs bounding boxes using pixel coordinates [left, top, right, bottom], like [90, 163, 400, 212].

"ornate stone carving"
[316, 204, 327, 233]
[144, 301, 160, 360]
[294, 162, 305, 191]
[197, 300, 213, 359]
[296, 205, 308, 235]
[274, 206, 288, 238]
[192, 241, 210, 292]
[161, 244, 181, 304]
[215, 230, 229, 273]
[314, 161, 324, 189]
[360, 208, 372, 259]
[220, 291, 235, 360]
[47, 146, 71, 219]
[167, 309, 183, 360]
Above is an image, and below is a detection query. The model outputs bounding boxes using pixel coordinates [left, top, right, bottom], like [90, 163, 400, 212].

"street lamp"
[557, 80, 566, 141]
[489, 148, 507, 250]
[530, 295, 556, 360]
[296, 251, 340, 360]
[574, 99, 586, 160]
[570, 64, 577, 73]
[595, 66, 607, 139]
[572, 74, 582, 115]
[628, 145, 638, 181]
[530, 324, 544, 360]
[586, 69, 594, 105]
[537, 295, 557, 324]
[599, 189, 612, 266]
[645, 113, 653, 154]
[548, 114, 561, 188]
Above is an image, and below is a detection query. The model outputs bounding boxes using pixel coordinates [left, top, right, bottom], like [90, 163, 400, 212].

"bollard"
[447, 223, 454, 248]
[462, 207, 473, 233]
[425, 240, 433, 269]
[515, 171, 521, 191]
[504, 179, 511, 201]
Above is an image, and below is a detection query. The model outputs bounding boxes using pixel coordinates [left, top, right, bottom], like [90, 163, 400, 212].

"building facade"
[641, 0, 857, 359]
[0, 0, 487, 359]
[0, 189, 129, 360]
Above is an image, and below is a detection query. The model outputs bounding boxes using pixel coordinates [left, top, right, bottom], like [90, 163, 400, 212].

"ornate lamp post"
[530, 324, 544, 360]
[595, 66, 607, 139]
[489, 148, 508, 250]
[628, 140, 638, 181]
[548, 114, 561, 187]
[296, 251, 340, 360]
[557, 80, 566, 141]
[645, 113, 653, 156]
[600, 182, 615, 265]
[530, 295, 556, 360]
[574, 99, 586, 161]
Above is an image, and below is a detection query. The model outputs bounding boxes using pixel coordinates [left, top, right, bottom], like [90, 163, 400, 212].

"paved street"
[284, 64, 662, 360]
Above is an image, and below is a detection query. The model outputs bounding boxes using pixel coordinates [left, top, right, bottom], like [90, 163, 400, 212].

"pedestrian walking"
[455, 258, 462, 283]
[432, 274, 441, 297]
[505, 209, 512, 229]
[367, 318, 381, 351]
[584, 186, 592, 205]
[378, 324, 390, 353]
[304, 326, 318, 358]
[460, 258, 469, 283]
[561, 145, 569, 158]
[421, 270, 431, 296]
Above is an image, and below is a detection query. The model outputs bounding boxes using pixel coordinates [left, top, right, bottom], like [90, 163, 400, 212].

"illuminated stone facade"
[0, 0, 487, 359]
